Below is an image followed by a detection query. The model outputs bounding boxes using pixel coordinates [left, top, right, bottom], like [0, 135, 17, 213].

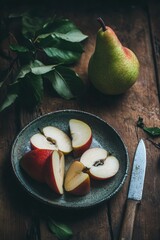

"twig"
[146, 138, 160, 149]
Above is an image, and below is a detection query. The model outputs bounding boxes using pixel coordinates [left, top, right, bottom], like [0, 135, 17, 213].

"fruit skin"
[20, 149, 53, 182]
[44, 150, 65, 195]
[64, 161, 90, 196]
[72, 137, 92, 158]
[88, 18, 140, 95]
[69, 119, 92, 157]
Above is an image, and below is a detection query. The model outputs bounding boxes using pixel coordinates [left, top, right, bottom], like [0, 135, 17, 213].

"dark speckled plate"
[11, 110, 129, 209]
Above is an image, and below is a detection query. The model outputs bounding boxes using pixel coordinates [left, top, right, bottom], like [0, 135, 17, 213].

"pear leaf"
[137, 116, 160, 137]
[55, 66, 85, 97]
[0, 15, 88, 113]
[10, 44, 30, 53]
[143, 127, 160, 137]
[30, 60, 56, 75]
[43, 41, 83, 64]
[47, 66, 85, 99]
[22, 14, 46, 39]
[47, 217, 73, 240]
[18, 73, 43, 109]
[53, 30, 88, 42]
[47, 69, 74, 99]
[0, 93, 18, 112]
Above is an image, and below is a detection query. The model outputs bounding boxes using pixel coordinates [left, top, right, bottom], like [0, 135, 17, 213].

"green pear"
[88, 17, 140, 95]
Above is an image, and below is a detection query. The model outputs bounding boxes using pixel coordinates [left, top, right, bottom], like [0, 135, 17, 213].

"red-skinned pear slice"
[64, 161, 90, 196]
[80, 148, 119, 180]
[31, 126, 72, 154]
[80, 148, 108, 168]
[20, 149, 53, 182]
[69, 119, 92, 157]
[30, 133, 58, 150]
[45, 150, 65, 195]
[89, 156, 119, 180]
[42, 126, 72, 154]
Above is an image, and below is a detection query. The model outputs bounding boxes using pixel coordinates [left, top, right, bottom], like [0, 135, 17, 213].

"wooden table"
[0, 1, 160, 239]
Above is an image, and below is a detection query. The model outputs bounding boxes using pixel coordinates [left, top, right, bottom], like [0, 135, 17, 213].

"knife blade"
[119, 139, 146, 240]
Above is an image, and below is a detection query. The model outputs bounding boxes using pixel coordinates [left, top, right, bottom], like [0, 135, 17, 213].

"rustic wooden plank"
[1, 2, 160, 240]
[0, 109, 31, 239]
[148, 0, 160, 99]
[106, 4, 160, 240]
[37, 10, 112, 240]
[38, 4, 160, 240]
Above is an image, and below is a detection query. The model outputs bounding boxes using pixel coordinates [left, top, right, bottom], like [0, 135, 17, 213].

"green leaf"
[22, 14, 46, 39]
[16, 60, 56, 79]
[47, 66, 85, 99]
[56, 66, 85, 97]
[143, 127, 160, 137]
[16, 64, 31, 79]
[136, 116, 160, 137]
[0, 93, 18, 112]
[31, 64, 56, 75]
[47, 69, 74, 99]
[0, 81, 4, 87]
[18, 72, 43, 109]
[54, 29, 87, 42]
[47, 218, 73, 240]
[43, 41, 83, 64]
[37, 29, 87, 44]
[10, 44, 30, 53]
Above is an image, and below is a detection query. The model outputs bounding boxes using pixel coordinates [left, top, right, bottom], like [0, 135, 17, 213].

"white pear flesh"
[64, 161, 90, 195]
[43, 126, 72, 154]
[69, 119, 92, 148]
[90, 155, 119, 179]
[52, 151, 65, 194]
[30, 133, 58, 150]
[80, 147, 119, 180]
[45, 150, 65, 194]
[80, 148, 108, 168]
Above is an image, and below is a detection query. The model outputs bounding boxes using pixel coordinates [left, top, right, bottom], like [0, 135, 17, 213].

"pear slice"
[69, 119, 92, 157]
[64, 161, 90, 196]
[80, 148, 119, 180]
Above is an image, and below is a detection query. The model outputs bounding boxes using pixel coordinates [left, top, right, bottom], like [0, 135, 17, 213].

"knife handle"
[119, 199, 139, 240]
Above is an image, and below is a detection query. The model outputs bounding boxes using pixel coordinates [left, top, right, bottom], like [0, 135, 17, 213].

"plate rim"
[11, 109, 129, 209]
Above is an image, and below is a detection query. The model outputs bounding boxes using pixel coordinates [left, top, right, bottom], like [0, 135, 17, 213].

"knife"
[119, 139, 146, 240]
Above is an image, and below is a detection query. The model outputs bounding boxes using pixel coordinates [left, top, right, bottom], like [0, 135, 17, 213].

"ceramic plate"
[11, 110, 129, 209]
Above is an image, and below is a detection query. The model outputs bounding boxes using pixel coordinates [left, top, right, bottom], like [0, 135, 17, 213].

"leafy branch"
[0, 13, 88, 112]
[136, 116, 160, 149]
[136, 116, 160, 137]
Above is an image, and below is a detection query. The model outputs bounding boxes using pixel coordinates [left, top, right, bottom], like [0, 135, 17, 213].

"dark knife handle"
[119, 199, 139, 240]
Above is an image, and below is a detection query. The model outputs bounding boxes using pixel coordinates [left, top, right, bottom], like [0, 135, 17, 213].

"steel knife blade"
[119, 139, 146, 240]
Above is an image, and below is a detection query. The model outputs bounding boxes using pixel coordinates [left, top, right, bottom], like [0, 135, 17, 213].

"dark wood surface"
[0, 1, 160, 239]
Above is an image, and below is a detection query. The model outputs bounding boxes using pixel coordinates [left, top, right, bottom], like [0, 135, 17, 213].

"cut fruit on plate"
[11, 109, 129, 209]
[20, 149, 53, 182]
[45, 150, 65, 195]
[64, 161, 90, 196]
[31, 126, 72, 154]
[69, 119, 92, 157]
[80, 148, 119, 180]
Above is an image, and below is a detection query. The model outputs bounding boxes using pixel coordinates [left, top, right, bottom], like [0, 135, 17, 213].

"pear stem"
[97, 17, 107, 32]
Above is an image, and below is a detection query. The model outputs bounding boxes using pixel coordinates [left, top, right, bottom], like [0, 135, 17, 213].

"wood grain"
[0, 1, 160, 240]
